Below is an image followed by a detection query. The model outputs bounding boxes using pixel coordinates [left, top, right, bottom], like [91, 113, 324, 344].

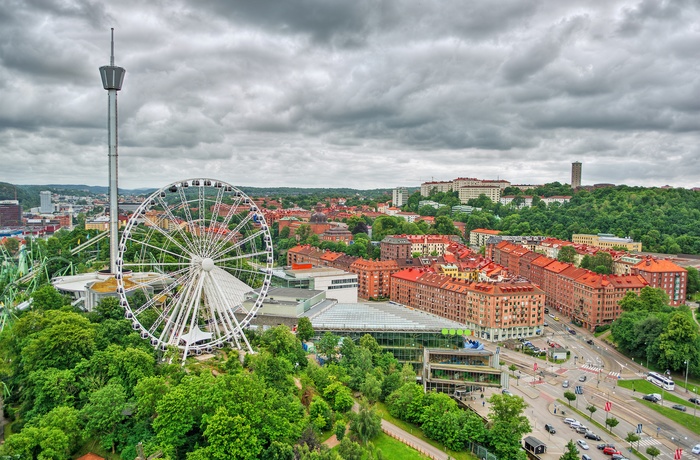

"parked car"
[563, 417, 577, 425]
[611, 455, 630, 460]
[577, 439, 590, 450]
[598, 443, 616, 450]
[575, 426, 588, 434]
[672, 404, 687, 412]
[502, 389, 513, 396]
[582, 455, 592, 460]
[689, 397, 700, 405]
[563, 380, 570, 388]
[544, 308, 550, 314]
[584, 432, 601, 441]
[603, 446, 621, 455]
[692, 443, 700, 454]
[544, 423, 556, 434]
[643, 394, 660, 402]
[579, 375, 587, 382]
[544, 321, 549, 327]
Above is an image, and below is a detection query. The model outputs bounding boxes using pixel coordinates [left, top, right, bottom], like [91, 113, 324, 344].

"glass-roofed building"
[304, 301, 502, 379]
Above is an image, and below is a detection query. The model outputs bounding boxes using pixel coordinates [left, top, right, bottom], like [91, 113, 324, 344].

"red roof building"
[631, 257, 687, 306]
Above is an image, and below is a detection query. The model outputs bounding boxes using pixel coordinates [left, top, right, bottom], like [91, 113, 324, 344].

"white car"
[563, 417, 577, 425]
[692, 443, 700, 454]
[577, 439, 590, 450]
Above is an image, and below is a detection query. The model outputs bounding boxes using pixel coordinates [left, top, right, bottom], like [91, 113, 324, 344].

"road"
[493, 315, 700, 459]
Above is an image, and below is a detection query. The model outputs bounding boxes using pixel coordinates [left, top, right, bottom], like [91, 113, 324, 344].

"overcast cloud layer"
[1, 0, 699, 190]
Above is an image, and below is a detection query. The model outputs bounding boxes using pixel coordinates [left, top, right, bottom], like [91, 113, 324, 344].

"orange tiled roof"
[633, 257, 686, 273]
[471, 228, 501, 235]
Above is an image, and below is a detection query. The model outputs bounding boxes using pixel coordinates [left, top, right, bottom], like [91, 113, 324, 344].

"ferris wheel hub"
[201, 257, 215, 272]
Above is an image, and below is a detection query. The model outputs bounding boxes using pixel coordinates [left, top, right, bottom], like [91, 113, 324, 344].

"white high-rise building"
[571, 162, 582, 189]
[40, 191, 53, 214]
[392, 187, 408, 207]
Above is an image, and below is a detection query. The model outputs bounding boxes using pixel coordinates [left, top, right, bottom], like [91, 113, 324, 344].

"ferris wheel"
[115, 179, 273, 360]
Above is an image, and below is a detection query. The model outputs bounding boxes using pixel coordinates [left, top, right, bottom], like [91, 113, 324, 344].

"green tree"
[297, 317, 315, 342]
[317, 332, 341, 362]
[646, 446, 661, 459]
[309, 396, 333, 431]
[259, 325, 306, 368]
[134, 375, 170, 421]
[81, 382, 127, 452]
[191, 407, 263, 460]
[605, 417, 619, 433]
[656, 312, 699, 371]
[386, 383, 424, 423]
[557, 246, 577, 264]
[334, 420, 346, 442]
[686, 266, 700, 296]
[324, 381, 354, 413]
[359, 374, 382, 403]
[349, 400, 382, 444]
[487, 393, 531, 460]
[559, 440, 579, 460]
[586, 404, 597, 421]
[30, 284, 69, 311]
[337, 437, 364, 460]
[625, 431, 640, 450]
[563, 391, 576, 407]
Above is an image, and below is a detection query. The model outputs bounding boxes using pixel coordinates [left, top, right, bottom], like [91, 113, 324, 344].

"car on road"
[582, 455, 592, 460]
[692, 444, 700, 454]
[563, 380, 570, 388]
[586, 339, 594, 345]
[548, 313, 555, 318]
[563, 417, 577, 425]
[554, 316, 560, 321]
[545, 307, 549, 314]
[579, 375, 587, 382]
[643, 394, 660, 402]
[544, 423, 556, 434]
[577, 439, 590, 450]
[672, 404, 687, 412]
[598, 443, 615, 450]
[575, 426, 588, 434]
[689, 397, 700, 405]
[544, 321, 549, 326]
[502, 389, 513, 396]
[569, 328, 577, 335]
[603, 446, 621, 455]
[611, 455, 630, 460]
[584, 432, 601, 441]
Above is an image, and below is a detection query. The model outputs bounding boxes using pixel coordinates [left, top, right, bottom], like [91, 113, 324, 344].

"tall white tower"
[99, 29, 126, 275]
[571, 161, 582, 189]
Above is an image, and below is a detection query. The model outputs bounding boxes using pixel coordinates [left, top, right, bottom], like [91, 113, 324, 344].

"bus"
[647, 371, 675, 391]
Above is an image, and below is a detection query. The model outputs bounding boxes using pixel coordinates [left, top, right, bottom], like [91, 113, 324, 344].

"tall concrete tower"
[99, 29, 126, 274]
[571, 161, 582, 189]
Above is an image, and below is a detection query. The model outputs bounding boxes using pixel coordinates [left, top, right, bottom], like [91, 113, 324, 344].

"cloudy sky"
[1, 0, 699, 190]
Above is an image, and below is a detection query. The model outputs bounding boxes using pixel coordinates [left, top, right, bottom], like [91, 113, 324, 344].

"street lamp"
[685, 360, 690, 393]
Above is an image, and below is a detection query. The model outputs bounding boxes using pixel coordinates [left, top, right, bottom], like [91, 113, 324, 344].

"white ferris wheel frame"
[115, 178, 273, 361]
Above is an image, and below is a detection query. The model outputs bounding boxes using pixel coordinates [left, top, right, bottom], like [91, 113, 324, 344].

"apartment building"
[572, 233, 642, 252]
[391, 268, 545, 341]
[631, 257, 687, 306]
[458, 185, 501, 204]
[469, 228, 501, 248]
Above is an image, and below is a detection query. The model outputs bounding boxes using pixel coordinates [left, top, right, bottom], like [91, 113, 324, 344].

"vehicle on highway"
[579, 375, 587, 382]
[642, 394, 661, 402]
[692, 443, 700, 454]
[562, 380, 570, 388]
[577, 439, 590, 450]
[544, 423, 556, 434]
[586, 339, 594, 345]
[584, 432, 601, 441]
[647, 371, 675, 390]
[689, 397, 700, 405]
[672, 404, 687, 412]
[603, 446, 621, 455]
[563, 417, 576, 425]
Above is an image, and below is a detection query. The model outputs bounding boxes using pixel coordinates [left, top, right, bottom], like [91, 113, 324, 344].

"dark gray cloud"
[1, 0, 699, 190]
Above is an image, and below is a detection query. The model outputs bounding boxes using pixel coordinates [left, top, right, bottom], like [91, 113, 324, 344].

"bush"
[595, 324, 611, 333]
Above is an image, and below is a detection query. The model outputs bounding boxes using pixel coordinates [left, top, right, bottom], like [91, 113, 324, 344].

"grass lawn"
[374, 402, 478, 460]
[636, 398, 700, 436]
[617, 379, 697, 408]
[369, 432, 431, 459]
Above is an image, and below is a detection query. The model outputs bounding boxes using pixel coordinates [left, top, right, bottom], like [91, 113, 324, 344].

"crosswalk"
[636, 436, 662, 448]
[581, 364, 602, 374]
[608, 371, 621, 379]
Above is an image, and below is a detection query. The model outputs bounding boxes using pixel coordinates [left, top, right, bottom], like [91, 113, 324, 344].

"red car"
[603, 446, 621, 455]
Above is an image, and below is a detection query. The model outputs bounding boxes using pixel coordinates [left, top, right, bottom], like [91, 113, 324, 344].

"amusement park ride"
[3, 31, 273, 364]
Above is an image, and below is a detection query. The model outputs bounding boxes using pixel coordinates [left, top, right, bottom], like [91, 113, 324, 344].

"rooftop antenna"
[99, 28, 126, 274]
